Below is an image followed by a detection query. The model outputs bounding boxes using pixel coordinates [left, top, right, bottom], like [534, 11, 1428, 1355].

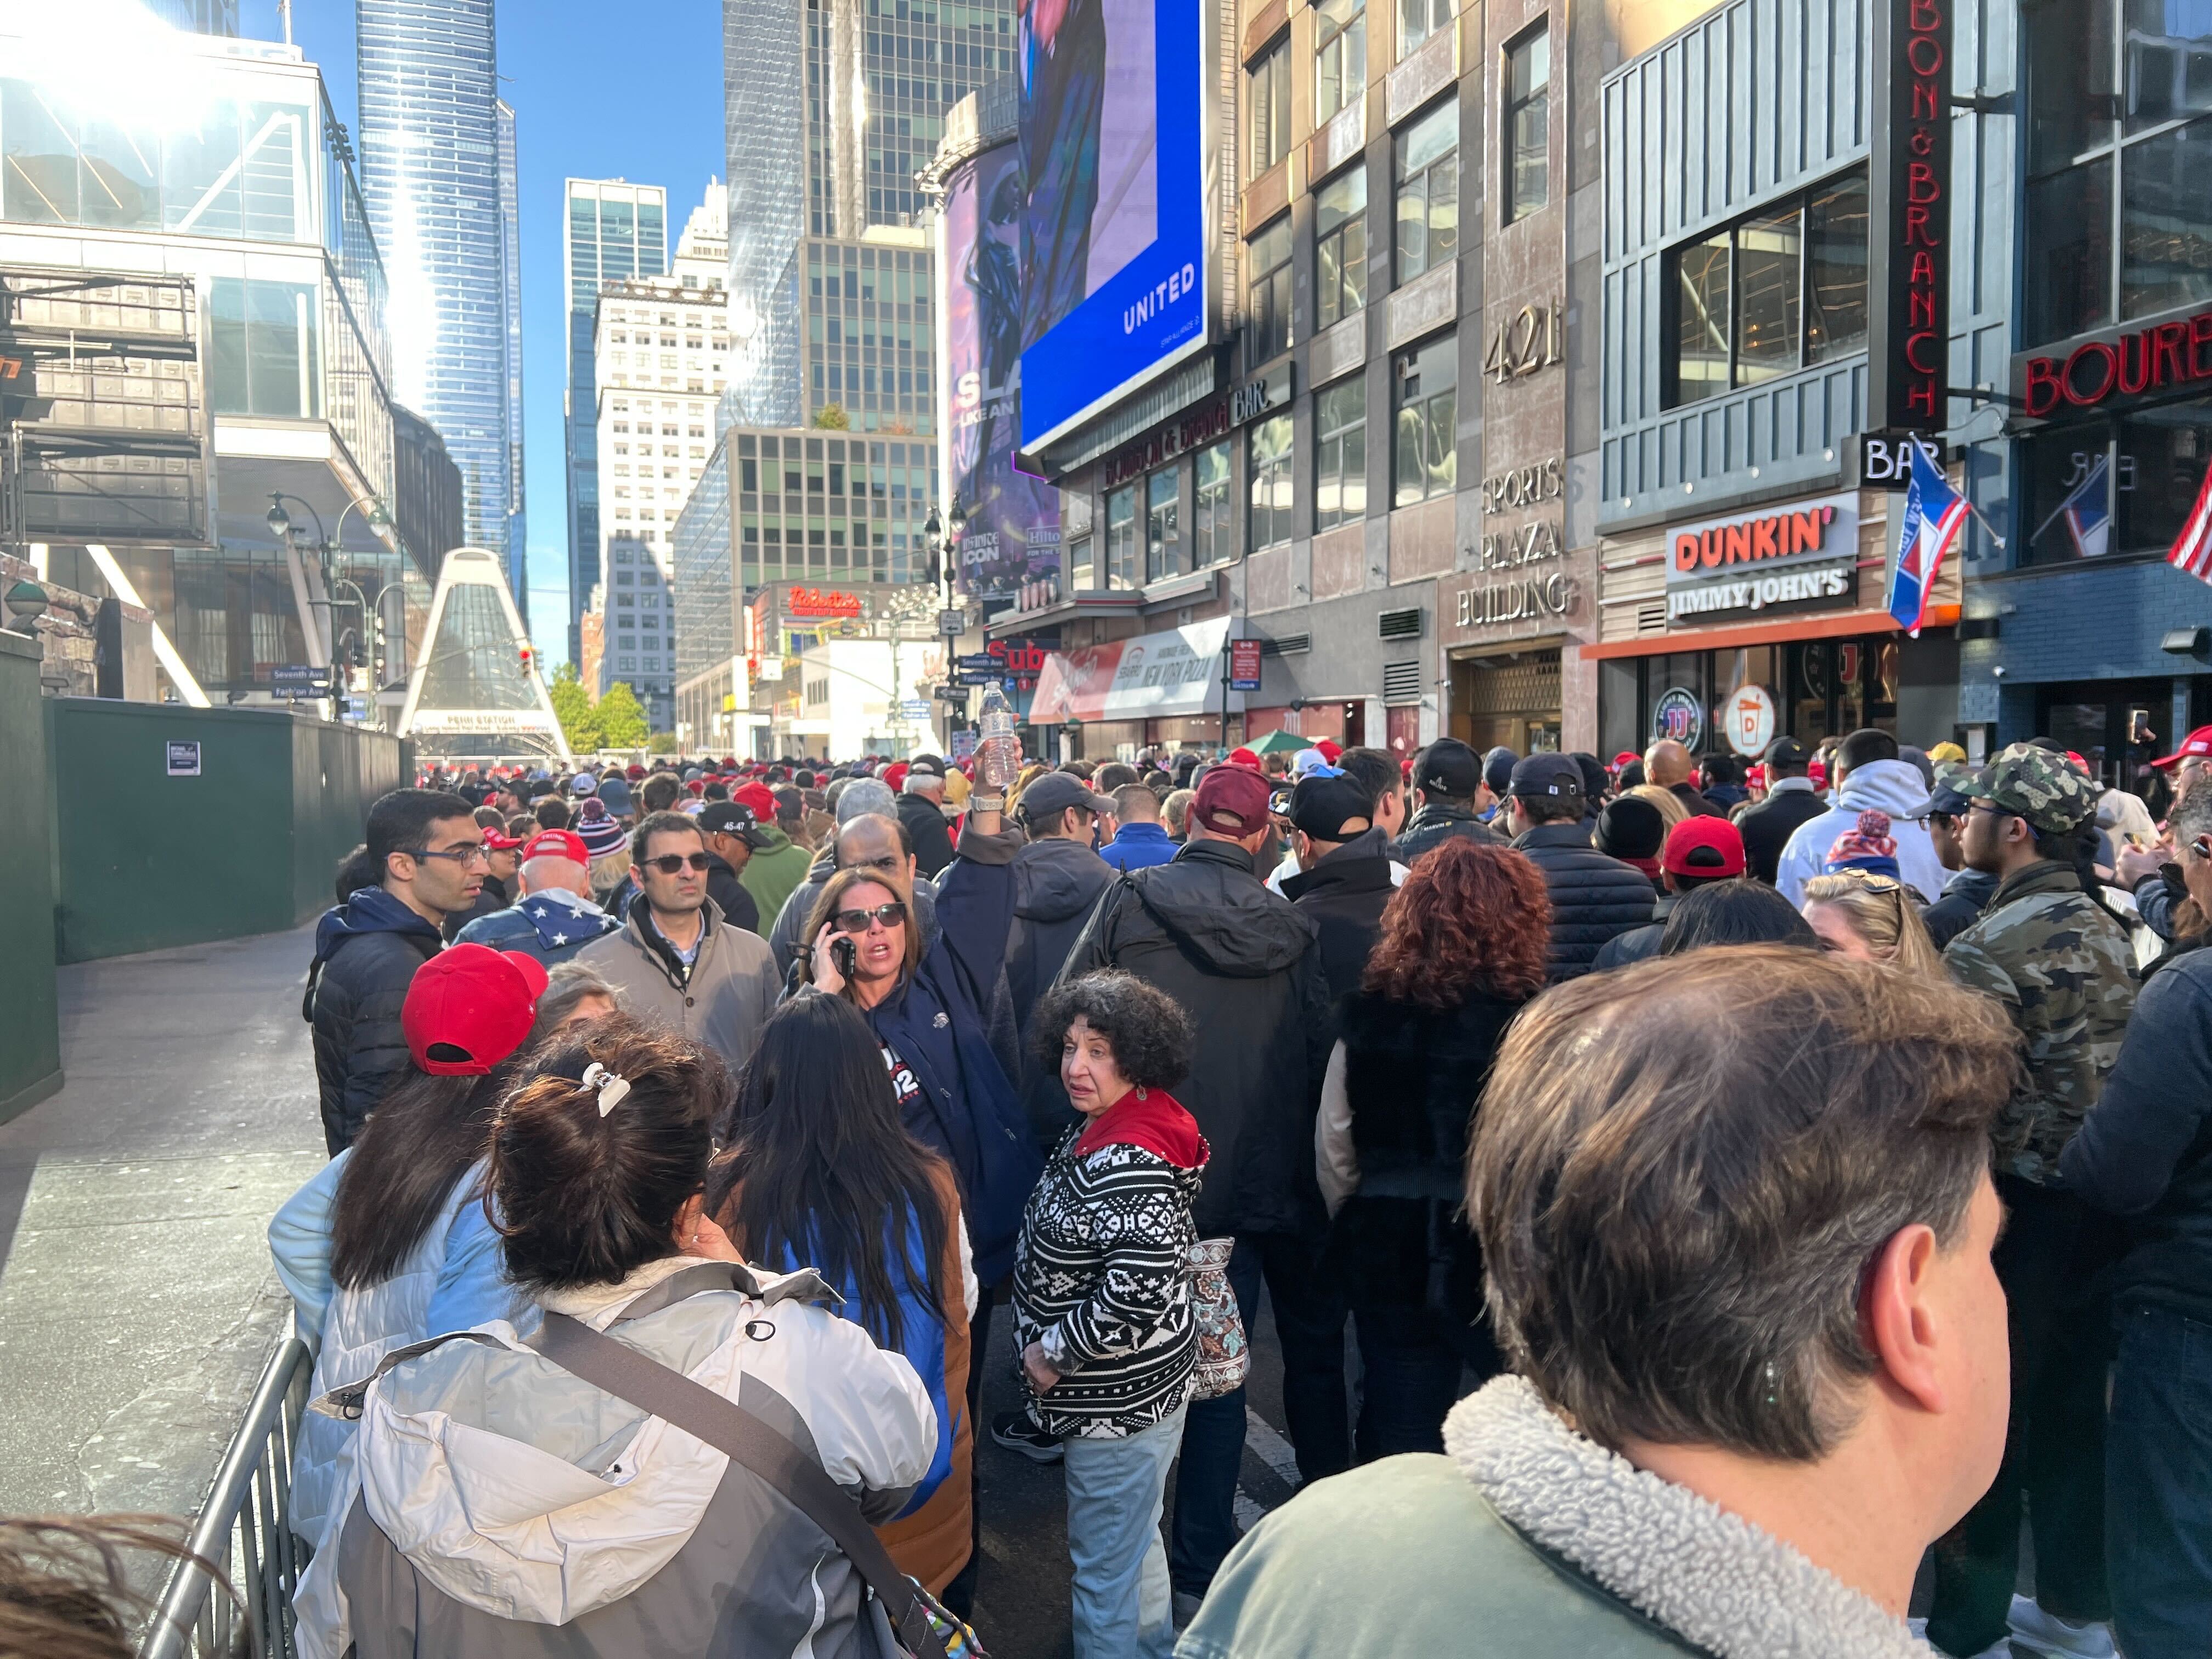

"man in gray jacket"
[576, 811, 778, 1068]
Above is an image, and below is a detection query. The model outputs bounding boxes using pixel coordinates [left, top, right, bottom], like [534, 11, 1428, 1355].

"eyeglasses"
[413, 843, 489, 866]
[833, 901, 908, 933]
[645, 853, 713, 874]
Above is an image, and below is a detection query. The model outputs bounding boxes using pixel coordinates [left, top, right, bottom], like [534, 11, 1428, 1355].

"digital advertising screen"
[1015, 0, 1217, 450]
[939, 141, 1064, 603]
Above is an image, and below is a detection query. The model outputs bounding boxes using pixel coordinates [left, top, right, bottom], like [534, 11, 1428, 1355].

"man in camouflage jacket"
[1925, 743, 2137, 1657]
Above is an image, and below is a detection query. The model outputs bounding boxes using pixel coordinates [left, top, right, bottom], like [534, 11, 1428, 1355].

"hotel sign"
[1869, 0, 1953, 431]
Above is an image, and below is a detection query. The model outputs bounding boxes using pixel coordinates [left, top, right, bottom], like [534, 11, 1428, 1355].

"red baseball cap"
[520, 828, 589, 865]
[2152, 725, 2212, 769]
[882, 761, 911, 792]
[402, 945, 550, 1076]
[1661, 815, 1746, 879]
[732, 781, 778, 819]
[482, 825, 527, 851]
[1226, 746, 1261, 770]
[1194, 765, 1272, 836]
[1313, 738, 1343, 763]
[1610, 751, 1640, 771]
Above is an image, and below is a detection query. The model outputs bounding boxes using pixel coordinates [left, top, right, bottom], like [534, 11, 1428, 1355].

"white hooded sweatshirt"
[1774, 758, 1947, 905]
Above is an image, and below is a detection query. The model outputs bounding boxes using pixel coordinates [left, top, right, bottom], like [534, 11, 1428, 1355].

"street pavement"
[0, 923, 325, 1525]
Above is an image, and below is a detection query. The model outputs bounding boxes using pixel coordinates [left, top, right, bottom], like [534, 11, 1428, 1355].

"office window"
[1106, 485, 1139, 589]
[1395, 101, 1459, 283]
[1664, 168, 1870, 408]
[1400, 0, 1449, 56]
[1314, 379, 1368, 532]
[1249, 416, 1295, 550]
[1146, 466, 1183, 581]
[1193, 442, 1234, 567]
[2022, 0, 2212, 346]
[1317, 167, 1368, 330]
[1393, 335, 1456, 506]
[1247, 216, 1294, 363]
[207, 278, 319, 419]
[1316, 0, 1367, 124]
[1249, 42, 1291, 179]
[1503, 23, 1549, 223]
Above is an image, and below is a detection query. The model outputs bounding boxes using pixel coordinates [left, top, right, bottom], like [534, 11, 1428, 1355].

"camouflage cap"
[1927, 761, 1978, 817]
[1965, 742, 2101, 834]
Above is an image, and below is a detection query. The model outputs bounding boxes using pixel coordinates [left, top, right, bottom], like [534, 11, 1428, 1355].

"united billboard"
[1015, 0, 1218, 450]
[940, 142, 1063, 603]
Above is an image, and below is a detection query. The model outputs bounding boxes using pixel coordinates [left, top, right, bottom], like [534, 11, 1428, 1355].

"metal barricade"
[139, 1335, 314, 1659]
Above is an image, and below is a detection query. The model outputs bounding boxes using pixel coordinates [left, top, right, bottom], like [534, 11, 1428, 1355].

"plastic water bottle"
[977, 680, 1019, 789]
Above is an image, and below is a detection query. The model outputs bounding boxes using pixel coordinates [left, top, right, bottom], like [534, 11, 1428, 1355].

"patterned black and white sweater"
[1009, 1090, 1209, 1439]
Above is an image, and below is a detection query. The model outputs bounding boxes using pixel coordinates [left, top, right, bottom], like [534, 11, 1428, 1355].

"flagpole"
[1965, 496, 2007, 552]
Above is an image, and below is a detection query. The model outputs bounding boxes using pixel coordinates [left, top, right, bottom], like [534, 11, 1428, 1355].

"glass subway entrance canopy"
[397, 547, 568, 764]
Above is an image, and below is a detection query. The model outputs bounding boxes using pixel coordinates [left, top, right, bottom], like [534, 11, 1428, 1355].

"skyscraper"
[723, 0, 1005, 428]
[563, 179, 668, 668]
[496, 98, 528, 633]
[356, 0, 517, 573]
[145, 0, 238, 32]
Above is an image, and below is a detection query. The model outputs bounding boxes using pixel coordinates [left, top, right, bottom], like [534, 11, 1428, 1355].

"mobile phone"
[831, 935, 857, 979]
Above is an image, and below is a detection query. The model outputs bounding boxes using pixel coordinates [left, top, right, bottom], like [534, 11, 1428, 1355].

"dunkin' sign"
[1667, 492, 1857, 585]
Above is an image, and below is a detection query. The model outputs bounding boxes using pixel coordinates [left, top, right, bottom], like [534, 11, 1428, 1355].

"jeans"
[1352, 1302, 1492, 1461]
[1927, 1176, 2111, 1656]
[2108, 1302, 2212, 1659]
[1169, 1232, 1348, 1596]
[1064, 1408, 1187, 1659]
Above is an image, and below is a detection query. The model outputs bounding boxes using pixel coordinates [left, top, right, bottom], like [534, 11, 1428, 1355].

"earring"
[1136, 1085, 1148, 1101]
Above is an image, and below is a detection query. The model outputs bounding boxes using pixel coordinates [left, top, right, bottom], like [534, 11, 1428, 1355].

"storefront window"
[1316, 0, 1367, 124]
[1105, 486, 1138, 589]
[1664, 169, 1867, 407]
[1315, 379, 1368, 533]
[1193, 442, 1234, 567]
[1247, 216, 1293, 364]
[1395, 100, 1458, 284]
[1317, 168, 1368, 330]
[1145, 466, 1182, 582]
[1249, 415, 1294, 550]
[2023, 0, 2212, 346]
[2018, 396, 2212, 565]
[1392, 334, 1455, 506]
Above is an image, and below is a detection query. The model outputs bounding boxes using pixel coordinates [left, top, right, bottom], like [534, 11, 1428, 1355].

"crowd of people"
[247, 718, 2212, 1659]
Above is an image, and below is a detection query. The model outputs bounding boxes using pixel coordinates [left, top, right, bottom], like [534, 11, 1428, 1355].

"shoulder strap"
[531, 1310, 945, 1659]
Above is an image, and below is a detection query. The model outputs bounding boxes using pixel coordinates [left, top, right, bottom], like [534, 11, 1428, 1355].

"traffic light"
[518, 644, 535, 675]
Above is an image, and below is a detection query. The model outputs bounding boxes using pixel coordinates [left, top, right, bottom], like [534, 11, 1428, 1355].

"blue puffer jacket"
[306, 888, 443, 1155]
[858, 823, 1042, 1285]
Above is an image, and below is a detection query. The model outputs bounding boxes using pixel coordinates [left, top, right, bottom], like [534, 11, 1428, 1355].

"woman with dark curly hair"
[1316, 836, 1550, 1459]
[1009, 970, 1206, 1659]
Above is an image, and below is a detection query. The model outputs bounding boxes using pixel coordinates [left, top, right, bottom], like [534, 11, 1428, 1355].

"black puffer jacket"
[305, 887, 444, 1155]
[1282, 828, 1397, 1003]
[439, 873, 510, 941]
[1323, 990, 1523, 1367]
[1509, 821, 1657, 982]
[1734, 781, 1828, 885]
[1920, 866, 1996, 951]
[1061, 838, 1333, 1237]
[1391, 803, 1500, 868]
[1001, 834, 1115, 1149]
[898, 792, 957, 879]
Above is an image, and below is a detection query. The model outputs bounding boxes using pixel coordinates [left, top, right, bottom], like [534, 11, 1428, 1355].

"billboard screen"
[1016, 0, 1215, 450]
[940, 143, 1064, 603]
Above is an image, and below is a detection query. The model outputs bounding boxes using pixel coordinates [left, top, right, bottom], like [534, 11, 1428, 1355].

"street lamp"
[4, 578, 48, 634]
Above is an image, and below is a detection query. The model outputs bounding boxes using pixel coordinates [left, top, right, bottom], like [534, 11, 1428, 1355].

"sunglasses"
[834, 901, 908, 933]
[645, 853, 713, 874]
[1830, 868, 1904, 894]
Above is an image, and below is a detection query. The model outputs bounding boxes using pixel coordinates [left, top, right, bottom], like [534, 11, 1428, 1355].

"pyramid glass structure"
[398, 548, 569, 763]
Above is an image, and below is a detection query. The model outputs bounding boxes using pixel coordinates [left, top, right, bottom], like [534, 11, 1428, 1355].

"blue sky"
[237, 1, 726, 660]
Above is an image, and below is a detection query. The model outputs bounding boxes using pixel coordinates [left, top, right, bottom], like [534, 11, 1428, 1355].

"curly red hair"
[1363, 838, 1552, 1008]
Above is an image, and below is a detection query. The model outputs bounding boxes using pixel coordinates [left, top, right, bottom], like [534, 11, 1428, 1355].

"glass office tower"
[496, 98, 527, 631]
[356, 0, 516, 566]
[146, 0, 239, 32]
[563, 179, 668, 667]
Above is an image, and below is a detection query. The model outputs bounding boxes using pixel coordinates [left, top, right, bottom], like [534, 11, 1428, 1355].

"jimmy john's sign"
[1664, 492, 1860, 626]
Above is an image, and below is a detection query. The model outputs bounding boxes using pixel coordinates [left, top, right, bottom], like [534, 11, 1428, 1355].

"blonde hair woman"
[1624, 783, 1690, 832]
[1800, 870, 1945, 977]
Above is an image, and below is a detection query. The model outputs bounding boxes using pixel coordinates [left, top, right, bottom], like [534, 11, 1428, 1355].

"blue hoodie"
[1098, 820, 1176, 872]
[306, 887, 445, 1154]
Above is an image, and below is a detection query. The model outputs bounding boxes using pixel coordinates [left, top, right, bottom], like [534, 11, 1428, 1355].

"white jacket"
[1774, 759, 1947, 905]
[294, 1256, 935, 1659]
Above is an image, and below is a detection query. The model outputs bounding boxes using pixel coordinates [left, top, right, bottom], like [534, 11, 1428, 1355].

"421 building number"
[1484, 300, 1564, 383]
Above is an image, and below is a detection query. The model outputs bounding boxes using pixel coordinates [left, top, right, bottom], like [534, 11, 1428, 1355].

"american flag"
[2169, 453, 2212, 582]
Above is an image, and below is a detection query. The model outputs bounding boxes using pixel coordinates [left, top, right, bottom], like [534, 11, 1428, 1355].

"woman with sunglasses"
[1799, 813, 1945, 974]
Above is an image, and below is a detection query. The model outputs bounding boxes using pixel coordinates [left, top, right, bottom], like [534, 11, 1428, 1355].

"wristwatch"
[973, 793, 1005, 811]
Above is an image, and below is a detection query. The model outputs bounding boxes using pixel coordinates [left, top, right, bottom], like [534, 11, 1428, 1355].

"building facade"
[496, 97, 527, 628]
[356, 0, 518, 572]
[563, 178, 669, 666]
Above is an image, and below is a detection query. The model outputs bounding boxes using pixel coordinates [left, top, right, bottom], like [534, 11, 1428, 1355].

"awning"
[1031, 617, 1245, 722]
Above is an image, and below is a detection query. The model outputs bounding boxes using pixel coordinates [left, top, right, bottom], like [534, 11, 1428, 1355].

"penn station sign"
[1664, 492, 1860, 625]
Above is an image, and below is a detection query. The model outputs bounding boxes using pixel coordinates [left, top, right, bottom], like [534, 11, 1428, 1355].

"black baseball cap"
[1018, 771, 1114, 821]
[1509, 753, 1585, 799]
[1289, 773, 1374, 840]
[907, 753, 946, 778]
[697, 801, 774, 849]
[1414, 738, 1483, 798]
[1764, 736, 1812, 769]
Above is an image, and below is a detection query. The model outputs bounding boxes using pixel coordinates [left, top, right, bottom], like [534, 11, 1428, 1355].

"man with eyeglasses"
[306, 788, 481, 1155]
[576, 809, 780, 1068]
[1926, 744, 2137, 1659]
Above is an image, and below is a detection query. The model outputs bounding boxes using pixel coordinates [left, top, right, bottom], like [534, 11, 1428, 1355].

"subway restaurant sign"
[1664, 492, 1860, 625]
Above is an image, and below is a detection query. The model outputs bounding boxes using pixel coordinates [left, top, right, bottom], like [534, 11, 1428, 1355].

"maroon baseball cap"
[1194, 766, 1272, 836]
[402, 945, 550, 1076]
[1661, 815, 1746, 878]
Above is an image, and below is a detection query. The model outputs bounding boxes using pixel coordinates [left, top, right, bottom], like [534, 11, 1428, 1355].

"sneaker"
[990, 1409, 1063, 1464]
[1906, 1618, 2014, 1659]
[2007, 1596, 2116, 1659]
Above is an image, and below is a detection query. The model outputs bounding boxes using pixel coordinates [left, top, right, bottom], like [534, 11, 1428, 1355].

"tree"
[596, 681, 650, 749]
[549, 662, 605, 754]
[646, 730, 680, 754]
[812, 403, 850, 430]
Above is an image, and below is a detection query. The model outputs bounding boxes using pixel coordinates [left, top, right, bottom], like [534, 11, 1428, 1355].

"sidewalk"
[0, 923, 325, 1522]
